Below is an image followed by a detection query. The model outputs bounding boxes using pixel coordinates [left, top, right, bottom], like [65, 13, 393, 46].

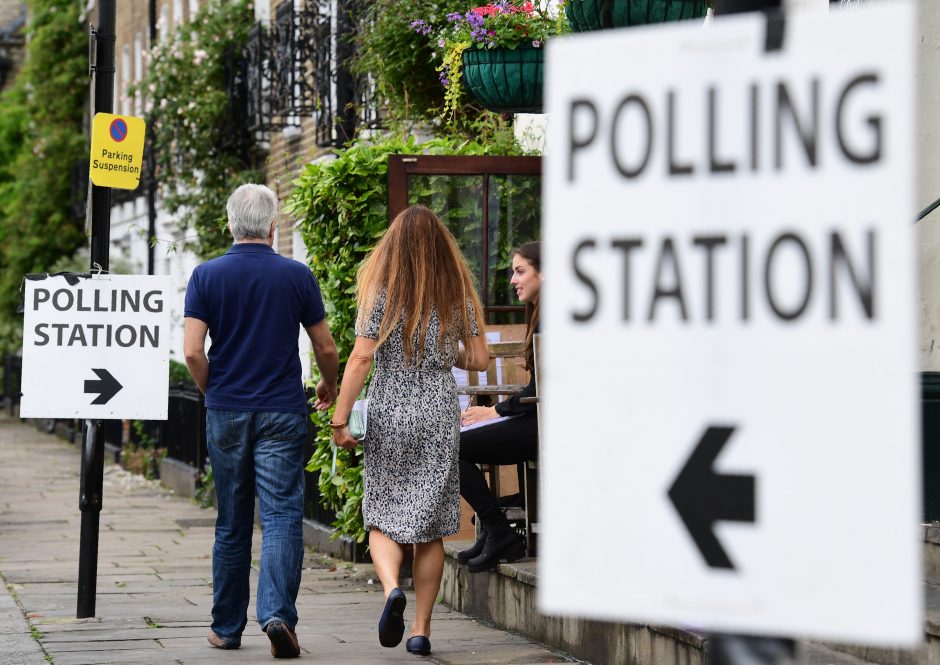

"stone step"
[442, 539, 939, 665]
[799, 642, 883, 665]
[813, 580, 939, 665]
[925, 524, 940, 585]
[442, 540, 707, 665]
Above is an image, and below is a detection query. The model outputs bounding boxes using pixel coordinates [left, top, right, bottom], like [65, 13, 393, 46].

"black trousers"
[458, 414, 538, 524]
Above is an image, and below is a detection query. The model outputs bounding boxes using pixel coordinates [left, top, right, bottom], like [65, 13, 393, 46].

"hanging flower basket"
[566, 0, 708, 32]
[461, 44, 544, 114]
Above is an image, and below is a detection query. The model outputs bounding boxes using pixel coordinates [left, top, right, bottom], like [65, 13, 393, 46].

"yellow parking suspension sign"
[89, 113, 146, 190]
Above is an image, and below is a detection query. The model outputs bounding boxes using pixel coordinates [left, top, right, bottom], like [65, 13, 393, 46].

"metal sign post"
[78, 0, 115, 620]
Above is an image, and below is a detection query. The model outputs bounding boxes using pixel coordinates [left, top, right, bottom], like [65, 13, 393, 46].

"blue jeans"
[206, 409, 308, 642]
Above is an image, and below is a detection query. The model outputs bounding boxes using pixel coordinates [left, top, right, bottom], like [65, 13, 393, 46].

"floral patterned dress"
[356, 294, 479, 543]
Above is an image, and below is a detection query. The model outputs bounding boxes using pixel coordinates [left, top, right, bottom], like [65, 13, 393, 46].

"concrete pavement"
[0, 417, 577, 665]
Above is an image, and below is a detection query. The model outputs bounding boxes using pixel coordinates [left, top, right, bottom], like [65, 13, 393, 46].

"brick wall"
[114, 2, 150, 116]
[268, 121, 333, 258]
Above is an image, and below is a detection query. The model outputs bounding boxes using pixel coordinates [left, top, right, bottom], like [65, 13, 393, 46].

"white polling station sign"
[540, 2, 920, 645]
[20, 274, 171, 420]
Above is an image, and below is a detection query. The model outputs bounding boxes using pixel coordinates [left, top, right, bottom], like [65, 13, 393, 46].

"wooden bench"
[457, 330, 539, 557]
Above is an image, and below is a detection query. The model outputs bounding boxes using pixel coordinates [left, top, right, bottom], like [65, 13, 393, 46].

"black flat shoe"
[378, 587, 406, 647]
[406, 635, 431, 656]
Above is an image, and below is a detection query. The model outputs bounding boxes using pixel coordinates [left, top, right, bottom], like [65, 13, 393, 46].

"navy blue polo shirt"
[184, 243, 326, 414]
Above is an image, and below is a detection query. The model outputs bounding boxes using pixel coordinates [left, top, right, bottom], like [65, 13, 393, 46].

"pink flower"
[471, 5, 498, 16]
[532, 39, 541, 47]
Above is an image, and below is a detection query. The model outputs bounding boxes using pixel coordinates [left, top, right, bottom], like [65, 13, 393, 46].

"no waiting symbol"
[110, 118, 128, 142]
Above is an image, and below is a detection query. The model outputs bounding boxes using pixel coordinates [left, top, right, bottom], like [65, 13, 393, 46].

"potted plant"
[413, 2, 567, 116]
[564, 0, 709, 32]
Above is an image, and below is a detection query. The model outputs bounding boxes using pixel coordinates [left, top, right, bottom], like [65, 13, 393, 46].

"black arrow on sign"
[667, 425, 755, 570]
[84, 368, 123, 405]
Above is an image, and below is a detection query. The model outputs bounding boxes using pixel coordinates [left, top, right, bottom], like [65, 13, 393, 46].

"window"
[388, 155, 541, 324]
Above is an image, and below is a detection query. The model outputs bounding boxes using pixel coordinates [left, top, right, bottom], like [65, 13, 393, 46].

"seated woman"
[457, 241, 541, 573]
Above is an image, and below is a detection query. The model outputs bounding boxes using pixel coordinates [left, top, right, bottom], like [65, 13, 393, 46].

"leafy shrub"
[195, 463, 215, 509]
[0, 0, 89, 354]
[121, 421, 166, 480]
[169, 359, 197, 390]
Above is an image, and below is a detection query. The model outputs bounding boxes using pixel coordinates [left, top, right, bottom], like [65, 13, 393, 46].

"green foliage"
[121, 422, 166, 481]
[120, 420, 165, 480]
[353, 0, 460, 125]
[286, 131, 529, 542]
[169, 359, 197, 390]
[0, 0, 90, 354]
[352, 0, 505, 130]
[195, 463, 215, 509]
[132, 0, 263, 259]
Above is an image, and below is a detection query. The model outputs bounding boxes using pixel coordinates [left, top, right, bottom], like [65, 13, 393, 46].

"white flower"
[193, 49, 209, 66]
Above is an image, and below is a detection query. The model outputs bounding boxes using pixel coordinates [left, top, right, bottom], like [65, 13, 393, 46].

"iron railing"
[2, 354, 21, 417]
[223, 1, 370, 146]
[161, 387, 206, 469]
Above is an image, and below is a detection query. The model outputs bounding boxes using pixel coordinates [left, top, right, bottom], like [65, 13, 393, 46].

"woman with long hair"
[456, 241, 542, 572]
[331, 205, 489, 657]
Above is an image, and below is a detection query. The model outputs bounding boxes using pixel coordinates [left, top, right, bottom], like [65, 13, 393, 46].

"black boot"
[466, 517, 525, 573]
[457, 525, 488, 564]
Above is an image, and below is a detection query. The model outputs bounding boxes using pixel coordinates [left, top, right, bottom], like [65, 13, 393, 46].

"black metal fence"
[304, 424, 337, 526]
[2, 354, 21, 417]
[163, 387, 206, 469]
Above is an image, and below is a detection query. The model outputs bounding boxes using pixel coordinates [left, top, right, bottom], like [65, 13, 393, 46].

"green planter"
[566, 0, 708, 31]
[461, 45, 543, 114]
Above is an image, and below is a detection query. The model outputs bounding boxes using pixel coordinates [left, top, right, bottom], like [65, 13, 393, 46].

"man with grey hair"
[184, 183, 339, 658]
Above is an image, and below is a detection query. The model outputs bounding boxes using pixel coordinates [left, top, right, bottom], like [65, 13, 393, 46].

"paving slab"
[0, 419, 579, 665]
[0, 576, 48, 664]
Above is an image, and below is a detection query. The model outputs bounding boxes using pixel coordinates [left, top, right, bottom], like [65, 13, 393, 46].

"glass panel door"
[387, 155, 541, 324]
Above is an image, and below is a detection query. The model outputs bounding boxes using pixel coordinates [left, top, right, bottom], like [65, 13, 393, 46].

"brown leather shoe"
[207, 629, 240, 649]
[265, 620, 300, 658]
